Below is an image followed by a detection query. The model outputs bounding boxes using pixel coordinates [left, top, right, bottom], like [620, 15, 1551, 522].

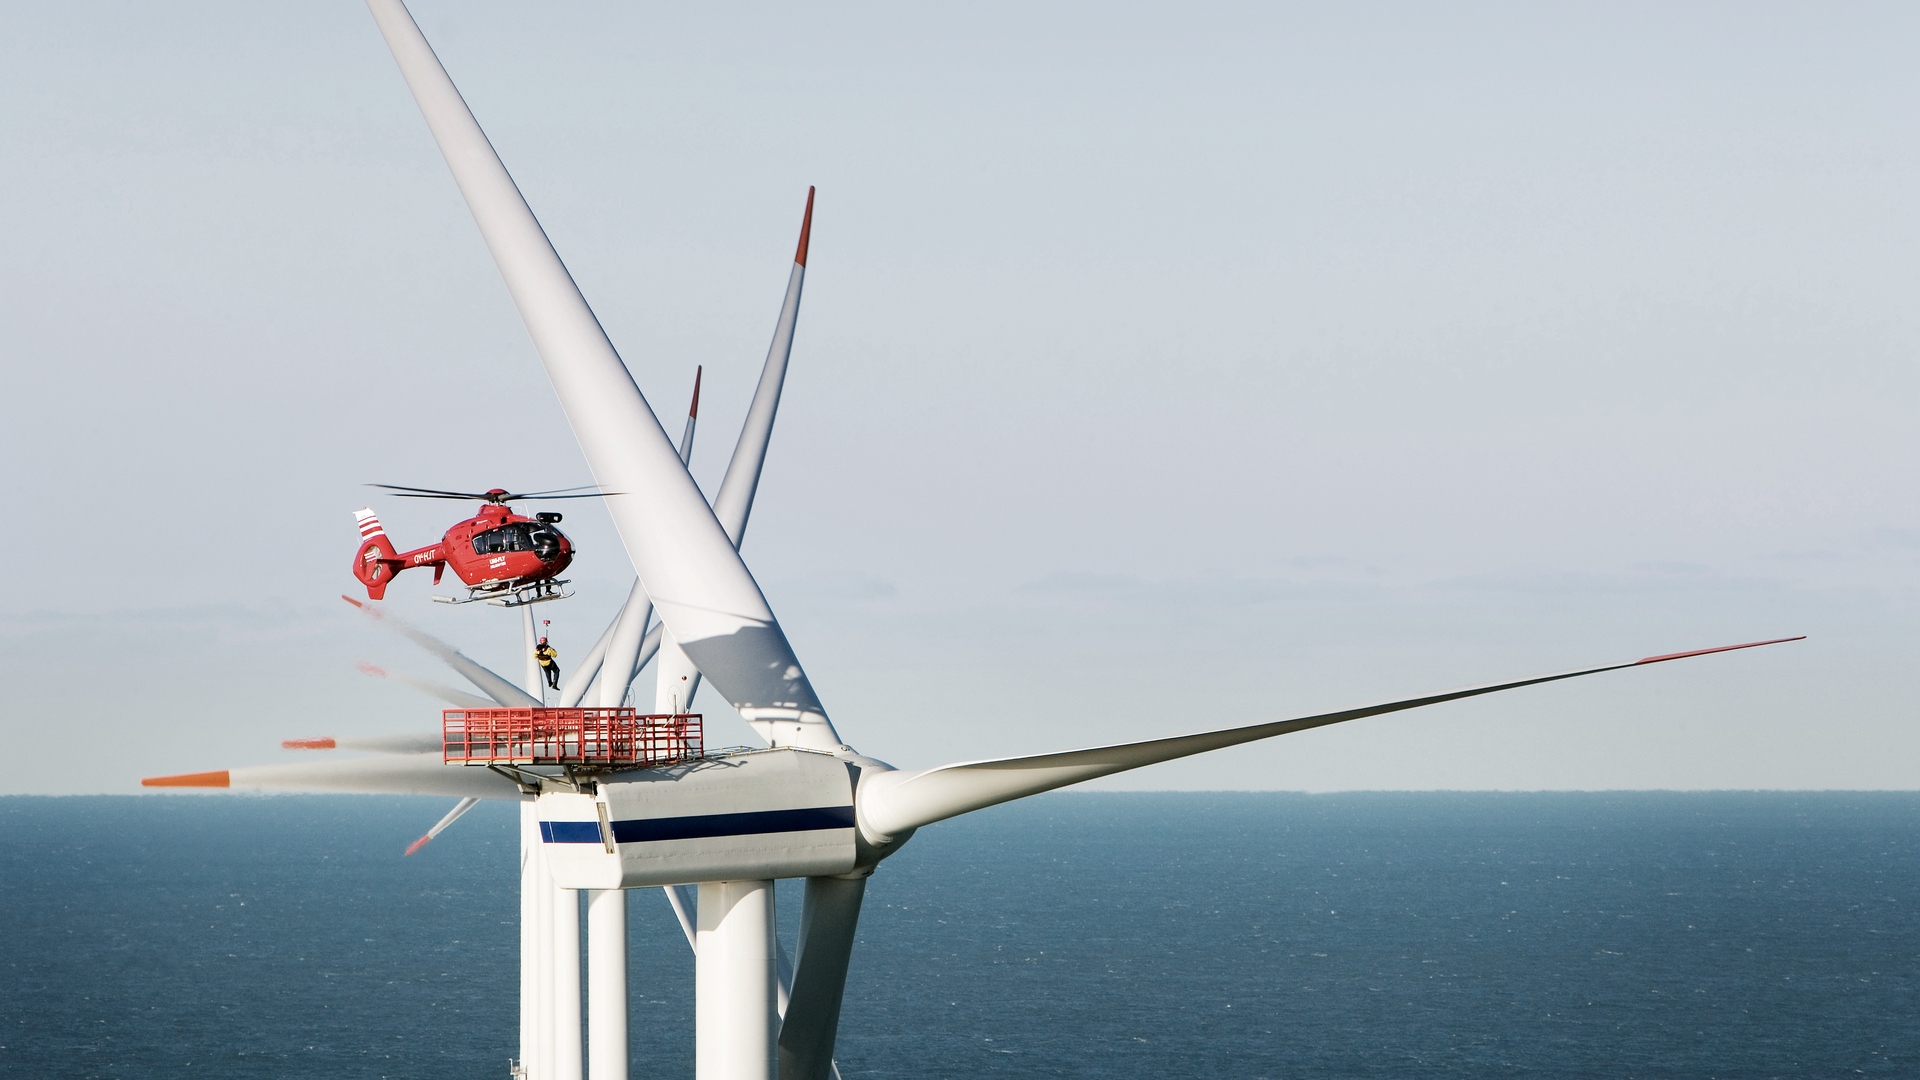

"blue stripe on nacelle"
[541, 820, 603, 844]
[539, 805, 856, 844]
[613, 805, 854, 843]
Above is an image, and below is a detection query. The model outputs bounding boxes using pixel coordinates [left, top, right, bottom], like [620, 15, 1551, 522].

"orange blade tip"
[404, 835, 432, 857]
[142, 770, 231, 788]
[282, 738, 337, 750]
[340, 594, 364, 608]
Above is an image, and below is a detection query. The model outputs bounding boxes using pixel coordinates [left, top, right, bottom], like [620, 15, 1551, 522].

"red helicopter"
[350, 484, 607, 606]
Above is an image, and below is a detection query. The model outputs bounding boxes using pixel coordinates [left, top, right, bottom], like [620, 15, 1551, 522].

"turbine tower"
[144, 3, 1805, 1079]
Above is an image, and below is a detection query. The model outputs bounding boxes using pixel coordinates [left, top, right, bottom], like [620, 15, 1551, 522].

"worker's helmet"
[538, 636, 549, 644]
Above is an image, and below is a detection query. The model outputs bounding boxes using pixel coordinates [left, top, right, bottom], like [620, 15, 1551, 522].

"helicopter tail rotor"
[352, 508, 405, 600]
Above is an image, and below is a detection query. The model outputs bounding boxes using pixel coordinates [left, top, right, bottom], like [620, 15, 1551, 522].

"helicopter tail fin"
[352, 508, 404, 600]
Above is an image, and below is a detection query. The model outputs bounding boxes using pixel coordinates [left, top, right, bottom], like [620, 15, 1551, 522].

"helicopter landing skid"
[432, 579, 574, 608]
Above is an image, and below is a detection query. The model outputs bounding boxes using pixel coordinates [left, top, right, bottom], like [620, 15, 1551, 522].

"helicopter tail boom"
[352, 508, 406, 600]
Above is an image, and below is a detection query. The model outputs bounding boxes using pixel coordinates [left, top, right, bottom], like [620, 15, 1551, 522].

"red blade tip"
[282, 738, 337, 750]
[404, 835, 432, 857]
[1635, 635, 1806, 666]
[794, 186, 815, 267]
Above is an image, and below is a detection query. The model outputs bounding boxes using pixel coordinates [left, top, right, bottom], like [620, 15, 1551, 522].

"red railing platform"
[443, 708, 702, 767]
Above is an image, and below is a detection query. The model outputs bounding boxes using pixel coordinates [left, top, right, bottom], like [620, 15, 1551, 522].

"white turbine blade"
[777, 937, 795, 1020]
[557, 583, 665, 708]
[282, 734, 442, 754]
[344, 595, 540, 707]
[657, 885, 792, 1012]
[556, 605, 621, 707]
[405, 795, 482, 856]
[355, 661, 498, 710]
[599, 579, 655, 708]
[711, 189, 813, 550]
[857, 637, 1806, 838]
[777, 876, 865, 1080]
[653, 628, 704, 718]
[142, 753, 524, 800]
[576, 659, 604, 712]
[664, 885, 698, 952]
[364, 0, 839, 751]
[632, 623, 666, 683]
[658, 198, 801, 738]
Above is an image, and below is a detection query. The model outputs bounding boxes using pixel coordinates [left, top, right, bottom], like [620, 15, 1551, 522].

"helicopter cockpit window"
[473, 523, 533, 556]
[473, 522, 563, 560]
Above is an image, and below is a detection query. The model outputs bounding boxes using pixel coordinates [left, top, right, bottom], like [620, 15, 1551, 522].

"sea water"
[1, 792, 1914, 1078]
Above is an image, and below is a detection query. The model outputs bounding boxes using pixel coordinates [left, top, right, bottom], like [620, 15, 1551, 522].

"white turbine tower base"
[518, 803, 537, 1079]
[587, 889, 629, 1080]
[696, 881, 779, 1080]
[552, 873, 583, 1080]
[525, 593, 575, 1079]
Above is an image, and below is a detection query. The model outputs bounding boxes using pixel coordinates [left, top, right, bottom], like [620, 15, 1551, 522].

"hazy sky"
[2, 1, 1914, 795]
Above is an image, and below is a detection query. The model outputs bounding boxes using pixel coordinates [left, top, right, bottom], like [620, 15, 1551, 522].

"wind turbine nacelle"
[537, 749, 859, 889]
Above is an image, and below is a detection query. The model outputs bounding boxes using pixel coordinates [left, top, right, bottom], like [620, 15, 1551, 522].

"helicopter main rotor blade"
[499, 484, 603, 498]
[367, 483, 615, 502]
[856, 637, 1807, 839]
[367, 483, 496, 500]
[366, 0, 840, 751]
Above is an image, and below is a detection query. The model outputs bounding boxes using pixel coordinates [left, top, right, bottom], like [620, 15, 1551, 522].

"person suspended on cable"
[535, 637, 560, 690]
